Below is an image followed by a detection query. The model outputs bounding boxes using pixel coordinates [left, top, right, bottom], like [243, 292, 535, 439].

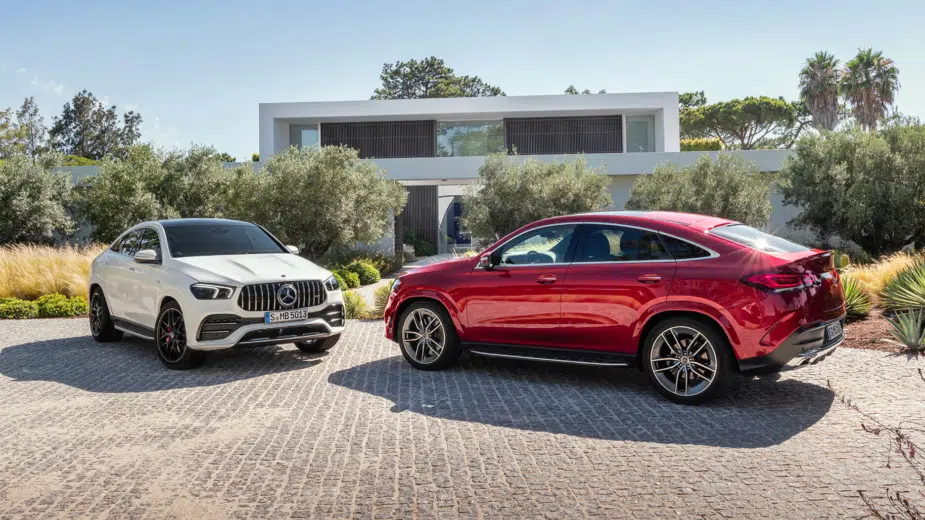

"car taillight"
[742, 272, 818, 292]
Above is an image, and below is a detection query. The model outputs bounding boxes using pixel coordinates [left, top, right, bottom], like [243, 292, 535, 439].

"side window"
[137, 228, 162, 260]
[497, 225, 576, 265]
[661, 235, 712, 260]
[574, 225, 671, 262]
[110, 235, 126, 252]
[119, 230, 142, 256]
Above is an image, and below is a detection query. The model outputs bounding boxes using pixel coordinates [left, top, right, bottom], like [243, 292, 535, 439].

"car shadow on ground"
[0, 335, 324, 393]
[328, 354, 835, 448]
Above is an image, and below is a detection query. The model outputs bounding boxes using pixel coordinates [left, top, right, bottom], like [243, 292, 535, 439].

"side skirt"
[112, 318, 156, 341]
[462, 342, 634, 368]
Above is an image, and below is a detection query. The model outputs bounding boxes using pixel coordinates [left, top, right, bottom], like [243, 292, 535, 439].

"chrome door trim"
[474, 220, 719, 270]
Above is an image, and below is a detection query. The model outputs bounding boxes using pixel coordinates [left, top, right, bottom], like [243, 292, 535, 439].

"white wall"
[372, 150, 792, 182]
[259, 92, 679, 159]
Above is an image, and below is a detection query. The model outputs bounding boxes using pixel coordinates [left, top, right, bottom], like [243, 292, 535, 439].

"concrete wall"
[259, 92, 680, 159]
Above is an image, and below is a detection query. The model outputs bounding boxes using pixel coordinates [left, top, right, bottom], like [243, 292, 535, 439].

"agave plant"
[842, 277, 872, 320]
[881, 261, 925, 312]
[885, 310, 925, 352]
[342, 290, 369, 319]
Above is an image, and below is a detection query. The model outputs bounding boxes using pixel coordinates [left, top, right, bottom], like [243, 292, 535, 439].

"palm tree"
[839, 48, 900, 131]
[799, 51, 841, 130]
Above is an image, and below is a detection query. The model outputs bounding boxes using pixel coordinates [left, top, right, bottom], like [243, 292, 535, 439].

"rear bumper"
[739, 314, 846, 372]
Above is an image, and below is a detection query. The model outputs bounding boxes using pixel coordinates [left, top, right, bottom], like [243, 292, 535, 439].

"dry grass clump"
[0, 243, 107, 300]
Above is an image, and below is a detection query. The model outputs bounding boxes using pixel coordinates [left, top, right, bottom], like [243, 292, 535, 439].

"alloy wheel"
[649, 325, 718, 397]
[157, 309, 187, 363]
[90, 295, 103, 337]
[401, 308, 445, 364]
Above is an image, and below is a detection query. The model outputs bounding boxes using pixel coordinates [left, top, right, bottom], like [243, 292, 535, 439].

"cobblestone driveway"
[0, 319, 923, 519]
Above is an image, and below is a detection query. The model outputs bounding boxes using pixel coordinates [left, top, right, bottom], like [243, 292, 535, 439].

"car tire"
[295, 334, 340, 354]
[89, 288, 123, 343]
[398, 301, 462, 371]
[642, 317, 732, 405]
[155, 301, 203, 370]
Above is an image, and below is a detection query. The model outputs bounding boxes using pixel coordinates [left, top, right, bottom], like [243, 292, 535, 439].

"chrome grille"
[237, 280, 326, 312]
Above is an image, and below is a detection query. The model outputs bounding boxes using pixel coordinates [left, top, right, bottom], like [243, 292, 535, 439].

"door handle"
[637, 274, 662, 284]
[536, 274, 558, 284]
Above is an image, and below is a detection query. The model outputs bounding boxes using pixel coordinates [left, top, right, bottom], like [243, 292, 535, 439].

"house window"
[625, 115, 655, 153]
[436, 121, 505, 157]
[504, 115, 623, 155]
[321, 121, 435, 158]
[289, 124, 320, 150]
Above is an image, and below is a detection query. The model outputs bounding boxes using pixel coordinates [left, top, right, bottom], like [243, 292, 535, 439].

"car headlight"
[390, 278, 401, 293]
[190, 283, 235, 300]
[323, 275, 340, 292]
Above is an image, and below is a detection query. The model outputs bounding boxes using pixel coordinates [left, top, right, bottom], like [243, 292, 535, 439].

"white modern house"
[255, 93, 796, 253]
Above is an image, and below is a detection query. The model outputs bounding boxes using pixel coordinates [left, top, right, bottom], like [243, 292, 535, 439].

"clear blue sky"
[2, 0, 923, 160]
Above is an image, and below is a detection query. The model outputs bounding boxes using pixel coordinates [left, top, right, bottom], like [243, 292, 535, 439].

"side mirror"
[286, 245, 299, 254]
[134, 249, 159, 264]
[478, 255, 492, 270]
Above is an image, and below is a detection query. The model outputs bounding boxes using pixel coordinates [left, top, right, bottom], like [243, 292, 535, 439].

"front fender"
[388, 287, 464, 339]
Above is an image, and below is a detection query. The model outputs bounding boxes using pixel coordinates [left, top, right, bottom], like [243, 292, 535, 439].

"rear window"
[164, 223, 286, 258]
[710, 224, 810, 253]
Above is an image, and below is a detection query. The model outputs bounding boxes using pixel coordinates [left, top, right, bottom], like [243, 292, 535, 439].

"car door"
[460, 224, 578, 348]
[560, 224, 677, 353]
[106, 229, 142, 320]
[122, 227, 164, 328]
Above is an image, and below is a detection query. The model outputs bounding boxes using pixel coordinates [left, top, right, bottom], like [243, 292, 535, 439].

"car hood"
[402, 256, 475, 276]
[171, 254, 331, 285]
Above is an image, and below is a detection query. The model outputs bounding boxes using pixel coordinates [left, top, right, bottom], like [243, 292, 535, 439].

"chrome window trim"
[474, 221, 719, 270]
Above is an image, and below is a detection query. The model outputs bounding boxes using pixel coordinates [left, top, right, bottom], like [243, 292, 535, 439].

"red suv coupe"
[383, 211, 846, 404]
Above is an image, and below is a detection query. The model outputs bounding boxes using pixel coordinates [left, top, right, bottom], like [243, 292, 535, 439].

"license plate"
[825, 321, 843, 340]
[265, 309, 309, 323]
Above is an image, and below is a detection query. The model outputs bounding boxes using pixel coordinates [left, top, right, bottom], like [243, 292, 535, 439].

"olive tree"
[248, 146, 407, 259]
[780, 125, 925, 256]
[625, 154, 773, 227]
[74, 144, 255, 242]
[0, 153, 74, 244]
[463, 153, 612, 241]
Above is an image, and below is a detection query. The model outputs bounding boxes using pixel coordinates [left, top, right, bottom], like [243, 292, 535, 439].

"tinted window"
[137, 228, 162, 260]
[574, 225, 670, 262]
[164, 223, 286, 258]
[661, 235, 712, 260]
[118, 230, 142, 256]
[497, 225, 576, 265]
[710, 224, 810, 253]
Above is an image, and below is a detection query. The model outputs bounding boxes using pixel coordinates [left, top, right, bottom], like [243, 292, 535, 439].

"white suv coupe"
[89, 218, 345, 369]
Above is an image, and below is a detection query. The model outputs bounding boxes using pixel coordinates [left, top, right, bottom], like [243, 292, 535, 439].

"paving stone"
[0, 318, 922, 518]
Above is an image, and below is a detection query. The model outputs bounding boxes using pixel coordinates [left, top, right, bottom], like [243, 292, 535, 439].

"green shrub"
[346, 260, 380, 285]
[0, 154, 75, 244]
[403, 229, 435, 257]
[0, 298, 39, 319]
[885, 310, 925, 352]
[61, 155, 99, 166]
[36, 294, 88, 318]
[626, 154, 773, 227]
[342, 291, 369, 319]
[680, 138, 722, 151]
[842, 277, 872, 320]
[881, 261, 925, 312]
[370, 280, 395, 319]
[462, 153, 611, 241]
[332, 272, 347, 291]
[334, 269, 360, 289]
[780, 125, 925, 256]
[321, 247, 403, 275]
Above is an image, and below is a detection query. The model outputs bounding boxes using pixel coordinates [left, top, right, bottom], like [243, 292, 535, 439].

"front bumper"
[191, 303, 345, 350]
[739, 314, 846, 372]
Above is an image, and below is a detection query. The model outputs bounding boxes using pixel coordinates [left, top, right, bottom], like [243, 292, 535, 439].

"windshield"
[710, 224, 811, 253]
[164, 223, 287, 257]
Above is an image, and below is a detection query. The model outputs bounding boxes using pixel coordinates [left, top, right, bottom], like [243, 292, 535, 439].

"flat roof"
[260, 92, 679, 122]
